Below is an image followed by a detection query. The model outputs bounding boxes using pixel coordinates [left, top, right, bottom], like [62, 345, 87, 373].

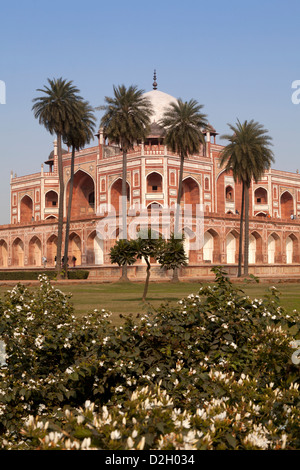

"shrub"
[0, 270, 89, 280]
[0, 268, 299, 450]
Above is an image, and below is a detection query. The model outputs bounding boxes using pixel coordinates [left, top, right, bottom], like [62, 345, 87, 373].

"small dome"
[143, 89, 177, 124]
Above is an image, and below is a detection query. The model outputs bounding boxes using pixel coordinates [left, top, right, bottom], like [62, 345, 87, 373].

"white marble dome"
[143, 89, 177, 123]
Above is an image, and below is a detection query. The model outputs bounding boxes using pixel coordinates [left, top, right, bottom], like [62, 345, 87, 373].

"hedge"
[0, 270, 89, 280]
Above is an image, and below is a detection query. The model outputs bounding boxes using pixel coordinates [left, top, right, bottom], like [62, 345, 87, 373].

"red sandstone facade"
[1, 88, 300, 279]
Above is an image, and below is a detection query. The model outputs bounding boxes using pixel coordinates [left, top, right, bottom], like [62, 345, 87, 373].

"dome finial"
[153, 69, 157, 90]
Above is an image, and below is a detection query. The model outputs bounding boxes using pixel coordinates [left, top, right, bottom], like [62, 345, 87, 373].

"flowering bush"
[0, 268, 299, 450]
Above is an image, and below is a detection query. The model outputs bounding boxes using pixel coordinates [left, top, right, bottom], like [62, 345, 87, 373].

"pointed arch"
[255, 211, 267, 217]
[68, 232, 82, 265]
[146, 171, 163, 193]
[0, 240, 8, 267]
[29, 236, 42, 266]
[254, 187, 268, 204]
[250, 231, 263, 263]
[66, 169, 96, 219]
[12, 237, 24, 267]
[20, 195, 33, 223]
[181, 176, 201, 207]
[45, 190, 58, 208]
[268, 232, 280, 264]
[110, 177, 130, 213]
[280, 191, 294, 219]
[226, 230, 239, 264]
[46, 234, 58, 266]
[286, 233, 298, 264]
[86, 230, 104, 265]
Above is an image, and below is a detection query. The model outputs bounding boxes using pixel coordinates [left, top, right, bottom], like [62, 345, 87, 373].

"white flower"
[127, 436, 134, 449]
[81, 437, 92, 450]
[213, 411, 227, 421]
[137, 436, 145, 450]
[110, 430, 121, 440]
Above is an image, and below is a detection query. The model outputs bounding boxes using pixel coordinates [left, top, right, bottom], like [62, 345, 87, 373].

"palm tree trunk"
[142, 258, 151, 301]
[173, 155, 184, 282]
[238, 182, 245, 277]
[63, 145, 75, 278]
[56, 133, 64, 278]
[175, 155, 184, 235]
[244, 183, 250, 276]
[121, 149, 129, 281]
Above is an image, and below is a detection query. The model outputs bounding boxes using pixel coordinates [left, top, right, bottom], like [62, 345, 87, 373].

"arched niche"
[66, 170, 95, 218]
[110, 178, 130, 213]
[12, 238, 24, 267]
[280, 191, 294, 219]
[20, 195, 33, 223]
[29, 236, 42, 266]
[146, 172, 163, 193]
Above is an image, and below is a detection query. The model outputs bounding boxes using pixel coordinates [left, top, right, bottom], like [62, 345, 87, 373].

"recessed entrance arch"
[86, 230, 104, 265]
[254, 187, 268, 204]
[66, 170, 95, 219]
[226, 231, 237, 264]
[203, 229, 221, 263]
[46, 234, 58, 266]
[68, 232, 81, 265]
[280, 191, 294, 219]
[12, 238, 24, 267]
[20, 195, 33, 223]
[110, 178, 130, 213]
[146, 172, 163, 193]
[45, 190, 58, 208]
[0, 240, 8, 267]
[203, 231, 213, 262]
[286, 235, 293, 264]
[249, 231, 263, 264]
[29, 236, 42, 266]
[268, 233, 280, 264]
[249, 234, 256, 264]
[181, 177, 200, 208]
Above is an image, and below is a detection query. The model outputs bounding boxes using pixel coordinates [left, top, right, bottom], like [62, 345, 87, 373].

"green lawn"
[1, 279, 300, 326]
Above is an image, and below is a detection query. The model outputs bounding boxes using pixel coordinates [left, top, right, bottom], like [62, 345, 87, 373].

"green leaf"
[226, 434, 237, 448]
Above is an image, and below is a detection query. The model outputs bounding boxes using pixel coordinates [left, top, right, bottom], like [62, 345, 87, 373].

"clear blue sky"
[0, 0, 300, 224]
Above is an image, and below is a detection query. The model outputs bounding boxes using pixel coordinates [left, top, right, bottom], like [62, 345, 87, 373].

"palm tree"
[159, 99, 208, 235]
[62, 100, 96, 277]
[99, 85, 153, 280]
[32, 78, 83, 275]
[220, 119, 274, 276]
[159, 98, 208, 280]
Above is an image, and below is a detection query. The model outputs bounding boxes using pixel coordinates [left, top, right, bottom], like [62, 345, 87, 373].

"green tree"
[99, 85, 153, 281]
[133, 231, 165, 302]
[220, 119, 274, 276]
[62, 101, 96, 277]
[32, 78, 83, 275]
[110, 230, 164, 302]
[159, 99, 207, 280]
[158, 232, 188, 273]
